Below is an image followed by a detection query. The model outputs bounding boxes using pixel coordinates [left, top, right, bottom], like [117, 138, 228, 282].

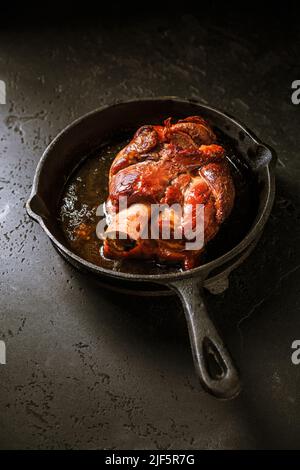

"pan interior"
[58, 126, 260, 276]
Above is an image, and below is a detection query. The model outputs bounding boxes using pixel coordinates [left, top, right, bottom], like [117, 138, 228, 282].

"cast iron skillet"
[26, 97, 276, 399]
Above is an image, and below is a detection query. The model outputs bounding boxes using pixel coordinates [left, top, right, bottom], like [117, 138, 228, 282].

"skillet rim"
[26, 96, 276, 283]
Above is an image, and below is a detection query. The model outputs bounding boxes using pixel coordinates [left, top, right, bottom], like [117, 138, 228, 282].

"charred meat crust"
[102, 116, 235, 270]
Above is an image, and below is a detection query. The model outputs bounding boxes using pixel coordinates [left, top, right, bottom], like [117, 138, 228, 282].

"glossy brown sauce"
[59, 130, 259, 275]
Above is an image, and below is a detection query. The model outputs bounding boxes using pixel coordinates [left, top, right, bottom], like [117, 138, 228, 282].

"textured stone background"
[0, 7, 300, 449]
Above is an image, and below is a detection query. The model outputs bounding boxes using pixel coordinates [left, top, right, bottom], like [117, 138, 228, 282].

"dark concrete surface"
[0, 10, 300, 449]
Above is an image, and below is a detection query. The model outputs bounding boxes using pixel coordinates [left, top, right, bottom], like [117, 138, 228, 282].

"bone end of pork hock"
[104, 203, 150, 255]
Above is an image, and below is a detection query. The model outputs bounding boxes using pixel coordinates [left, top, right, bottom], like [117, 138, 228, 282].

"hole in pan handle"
[168, 278, 241, 399]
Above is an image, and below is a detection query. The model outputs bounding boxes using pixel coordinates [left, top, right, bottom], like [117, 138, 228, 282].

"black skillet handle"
[168, 278, 241, 399]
